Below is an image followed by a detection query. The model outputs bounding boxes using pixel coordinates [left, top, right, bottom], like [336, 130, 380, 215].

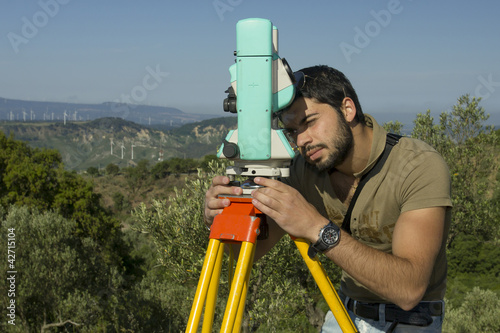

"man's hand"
[250, 177, 328, 242]
[204, 176, 243, 229]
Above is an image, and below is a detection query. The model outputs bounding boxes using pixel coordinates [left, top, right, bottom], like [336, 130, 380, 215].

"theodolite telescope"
[218, 18, 302, 193]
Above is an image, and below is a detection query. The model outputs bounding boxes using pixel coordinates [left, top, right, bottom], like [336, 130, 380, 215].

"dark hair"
[295, 65, 365, 124]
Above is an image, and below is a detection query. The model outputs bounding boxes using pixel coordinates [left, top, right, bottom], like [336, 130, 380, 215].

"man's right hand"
[204, 176, 243, 229]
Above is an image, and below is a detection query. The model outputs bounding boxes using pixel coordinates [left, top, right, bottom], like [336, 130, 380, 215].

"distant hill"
[0, 97, 218, 127]
[0, 116, 236, 171]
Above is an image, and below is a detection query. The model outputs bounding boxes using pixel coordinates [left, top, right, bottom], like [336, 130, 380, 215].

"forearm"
[324, 231, 429, 310]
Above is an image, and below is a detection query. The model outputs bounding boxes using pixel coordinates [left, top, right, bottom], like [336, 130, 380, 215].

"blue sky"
[1, 0, 499, 125]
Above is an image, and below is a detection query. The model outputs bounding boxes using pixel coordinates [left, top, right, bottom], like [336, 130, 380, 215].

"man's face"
[281, 97, 353, 171]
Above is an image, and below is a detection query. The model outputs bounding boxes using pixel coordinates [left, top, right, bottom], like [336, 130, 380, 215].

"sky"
[1, 0, 499, 125]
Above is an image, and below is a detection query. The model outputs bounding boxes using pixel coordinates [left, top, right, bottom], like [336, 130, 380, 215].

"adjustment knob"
[223, 140, 239, 159]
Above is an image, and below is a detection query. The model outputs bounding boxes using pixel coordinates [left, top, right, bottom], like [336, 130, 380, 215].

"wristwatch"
[308, 221, 341, 259]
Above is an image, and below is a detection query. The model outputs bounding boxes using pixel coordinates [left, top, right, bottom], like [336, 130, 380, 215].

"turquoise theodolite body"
[218, 18, 299, 189]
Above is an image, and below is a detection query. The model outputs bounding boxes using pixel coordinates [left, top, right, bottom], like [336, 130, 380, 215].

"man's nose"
[296, 128, 312, 148]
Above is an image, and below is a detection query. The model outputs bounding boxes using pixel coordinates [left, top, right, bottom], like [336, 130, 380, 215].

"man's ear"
[342, 97, 357, 123]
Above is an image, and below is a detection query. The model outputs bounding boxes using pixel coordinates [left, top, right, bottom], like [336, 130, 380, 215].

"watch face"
[322, 227, 339, 245]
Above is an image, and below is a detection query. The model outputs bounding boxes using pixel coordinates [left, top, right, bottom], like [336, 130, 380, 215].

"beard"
[303, 116, 353, 171]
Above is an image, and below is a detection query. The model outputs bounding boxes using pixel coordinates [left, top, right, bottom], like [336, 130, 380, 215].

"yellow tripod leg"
[232, 244, 255, 333]
[186, 238, 224, 333]
[293, 238, 358, 333]
[202, 241, 226, 333]
[220, 241, 255, 333]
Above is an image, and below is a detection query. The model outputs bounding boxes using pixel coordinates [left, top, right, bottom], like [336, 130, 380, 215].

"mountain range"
[0, 97, 219, 127]
[0, 116, 236, 171]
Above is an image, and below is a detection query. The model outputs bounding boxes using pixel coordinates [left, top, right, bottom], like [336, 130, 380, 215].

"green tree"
[105, 162, 120, 176]
[123, 159, 150, 194]
[0, 134, 62, 210]
[0, 131, 138, 275]
[200, 154, 219, 172]
[0, 206, 178, 332]
[86, 166, 100, 177]
[382, 120, 404, 135]
[0, 206, 117, 331]
[112, 191, 126, 211]
[151, 160, 170, 179]
[444, 287, 500, 333]
[411, 95, 499, 245]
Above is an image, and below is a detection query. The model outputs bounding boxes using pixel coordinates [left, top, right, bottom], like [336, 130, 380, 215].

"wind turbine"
[22, 109, 27, 122]
[121, 144, 125, 159]
[110, 138, 114, 155]
[63, 111, 68, 125]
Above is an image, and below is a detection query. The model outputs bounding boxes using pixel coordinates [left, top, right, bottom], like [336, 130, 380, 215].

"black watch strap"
[307, 221, 341, 259]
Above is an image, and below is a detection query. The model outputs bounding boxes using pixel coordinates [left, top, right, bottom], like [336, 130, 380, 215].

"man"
[204, 65, 451, 332]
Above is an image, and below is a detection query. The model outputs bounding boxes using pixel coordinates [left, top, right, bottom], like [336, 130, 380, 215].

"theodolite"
[218, 18, 300, 193]
[185, 18, 357, 333]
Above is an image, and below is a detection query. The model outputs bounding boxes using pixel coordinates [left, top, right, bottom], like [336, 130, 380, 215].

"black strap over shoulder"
[341, 133, 402, 234]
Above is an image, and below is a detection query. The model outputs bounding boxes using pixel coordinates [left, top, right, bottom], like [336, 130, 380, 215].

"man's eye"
[306, 119, 317, 127]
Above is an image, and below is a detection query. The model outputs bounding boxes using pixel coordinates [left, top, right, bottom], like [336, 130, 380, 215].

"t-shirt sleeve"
[399, 150, 452, 213]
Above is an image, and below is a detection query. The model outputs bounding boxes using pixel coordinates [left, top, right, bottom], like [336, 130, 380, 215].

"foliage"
[382, 120, 404, 135]
[0, 206, 119, 331]
[86, 166, 99, 177]
[200, 154, 219, 172]
[447, 234, 500, 277]
[105, 162, 120, 176]
[0, 205, 189, 332]
[134, 161, 230, 330]
[134, 160, 341, 332]
[445, 234, 500, 308]
[0, 93, 498, 331]
[112, 191, 127, 211]
[0, 132, 122, 246]
[123, 159, 151, 193]
[411, 95, 499, 245]
[444, 287, 500, 333]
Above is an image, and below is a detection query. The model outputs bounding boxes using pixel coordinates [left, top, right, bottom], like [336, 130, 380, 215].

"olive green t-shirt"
[283, 115, 452, 303]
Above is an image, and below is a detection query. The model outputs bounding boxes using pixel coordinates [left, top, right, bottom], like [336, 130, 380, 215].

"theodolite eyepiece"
[223, 86, 237, 113]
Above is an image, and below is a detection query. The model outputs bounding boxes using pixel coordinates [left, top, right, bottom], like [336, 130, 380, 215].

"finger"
[251, 189, 282, 218]
[254, 177, 285, 191]
[206, 196, 231, 210]
[206, 207, 224, 221]
[209, 176, 242, 197]
[211, 175, 230, 186]
[212, 185, 242, 197]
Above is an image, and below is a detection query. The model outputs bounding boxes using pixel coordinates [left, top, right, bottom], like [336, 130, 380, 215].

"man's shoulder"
[384, 136, 450, 182]
[395, 136, 441, 157]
